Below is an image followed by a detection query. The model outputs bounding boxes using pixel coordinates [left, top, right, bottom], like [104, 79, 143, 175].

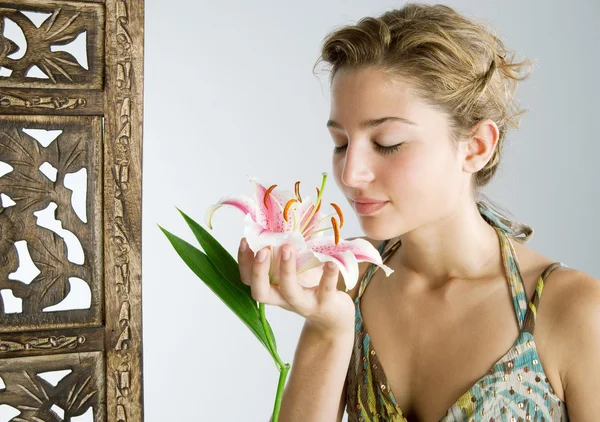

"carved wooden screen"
[0, 1, 143, 421]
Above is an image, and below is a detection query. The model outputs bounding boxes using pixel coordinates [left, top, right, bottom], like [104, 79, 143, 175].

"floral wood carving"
[0, 351, 106, 420]
[0, 0, 104, 89]
[0, 115, 103, 332]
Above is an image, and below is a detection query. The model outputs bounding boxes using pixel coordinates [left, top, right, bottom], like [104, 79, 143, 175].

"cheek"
[332, 155, 343, 187]
[387, 145, 457, 195]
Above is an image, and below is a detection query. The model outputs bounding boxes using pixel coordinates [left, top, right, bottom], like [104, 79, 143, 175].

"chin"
[357, 224, 395, 241]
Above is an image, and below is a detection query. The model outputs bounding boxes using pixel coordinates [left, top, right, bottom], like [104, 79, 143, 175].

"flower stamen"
[283, 199, 298, 222]
[299, 173, 327, 233]
[331, 216, 340, 245]
[263, 184, 278, 209]
[294, 181, 302, 203]
[330, 203, 344, 228]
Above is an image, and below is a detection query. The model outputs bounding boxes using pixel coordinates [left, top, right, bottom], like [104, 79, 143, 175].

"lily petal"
[249, 177, 296, 232]
[304, 236, 394, 288]
[243, 214, 306, 253]
[205, 194, 257, 230]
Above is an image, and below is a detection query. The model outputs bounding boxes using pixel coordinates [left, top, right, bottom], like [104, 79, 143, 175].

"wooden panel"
[103, 0, 144, 420]
[0, 114, 103, 332]
[0, 0, 105, 89]
[0, 326, 104, 358]
[0, 88, 103, 115]
[0, 351, 106, 420]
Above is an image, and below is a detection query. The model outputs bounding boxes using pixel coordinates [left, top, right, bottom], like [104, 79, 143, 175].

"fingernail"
[240, 238, 248, 252]
[256, 249, 268, 262]
[282, 246, 291, 261]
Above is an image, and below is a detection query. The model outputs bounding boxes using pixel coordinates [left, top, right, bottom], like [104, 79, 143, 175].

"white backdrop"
[143, 1, 600, 420]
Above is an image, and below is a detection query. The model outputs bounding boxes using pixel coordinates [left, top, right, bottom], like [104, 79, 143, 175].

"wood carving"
[0, 115, 103, 332]
[0, 351, 106, 420]
[0, 0, 104, 89]
[0, 0, 144, 420]
[104, 0, 144, 419]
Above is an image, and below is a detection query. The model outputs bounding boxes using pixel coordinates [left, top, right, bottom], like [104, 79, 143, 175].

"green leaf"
[158, 224, 273, 353]
[176, 208, 278, 352]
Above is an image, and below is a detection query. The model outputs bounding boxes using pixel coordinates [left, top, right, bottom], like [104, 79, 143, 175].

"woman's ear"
[461, 119, 500, 174]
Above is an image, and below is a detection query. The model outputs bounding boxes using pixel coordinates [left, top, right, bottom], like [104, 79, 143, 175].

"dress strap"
[496, 227, 529, 329]
[522, 261, 568, 335]
[357, 237, 402, 299]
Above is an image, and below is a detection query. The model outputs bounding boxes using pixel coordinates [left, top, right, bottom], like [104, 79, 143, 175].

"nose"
[340, 143, 375, 187]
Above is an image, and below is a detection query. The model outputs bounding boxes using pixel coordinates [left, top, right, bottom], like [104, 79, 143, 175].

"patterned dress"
[345, 225, 569, 421]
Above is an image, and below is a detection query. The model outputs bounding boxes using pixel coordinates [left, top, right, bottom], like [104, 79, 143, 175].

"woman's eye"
[333, 145, 347, 154]
[333, 142, 403, 155]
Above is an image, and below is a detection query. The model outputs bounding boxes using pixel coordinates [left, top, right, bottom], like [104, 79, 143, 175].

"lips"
[351, 197, 388, 204]
[352, 198, 389, 215]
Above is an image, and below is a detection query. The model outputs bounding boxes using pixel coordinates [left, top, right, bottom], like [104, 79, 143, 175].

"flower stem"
[259, 302, 290, 422]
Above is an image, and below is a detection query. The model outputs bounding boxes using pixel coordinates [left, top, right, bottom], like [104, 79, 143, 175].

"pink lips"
[351, 198, 389, 215]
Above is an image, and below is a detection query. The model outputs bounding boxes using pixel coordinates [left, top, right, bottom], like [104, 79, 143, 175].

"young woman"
[238, 4, 599, 421]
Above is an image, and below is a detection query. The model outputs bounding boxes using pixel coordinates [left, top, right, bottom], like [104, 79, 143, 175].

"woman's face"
[328, 67, 470, 240]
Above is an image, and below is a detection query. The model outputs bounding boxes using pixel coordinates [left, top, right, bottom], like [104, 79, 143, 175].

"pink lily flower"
[205, 173, 394, 291]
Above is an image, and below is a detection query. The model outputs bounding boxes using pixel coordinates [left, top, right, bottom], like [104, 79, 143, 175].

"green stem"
[259, 302, 290, 422]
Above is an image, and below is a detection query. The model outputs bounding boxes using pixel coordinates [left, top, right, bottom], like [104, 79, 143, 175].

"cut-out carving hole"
[39, 161, 58, 182]
[37, 369, 72, 387]
[21, 11, 52, 28]
[0, 161, 14, 178]
[0, 375, 5, 390]
[25, 64, 48, 79]
[34, 202, 84, 265]
[22, 128, 62, 147]
[0, 194, 16, 207]
[0, 289, 22, 313]
[42, 277, 91, 312]
[64, 167, 88, 223]
[8, 240, 41, 285]
[0, 404, 20, 422]
[72, 407, 94, 422]
[51, 30, 88, 70]
[51, 404, 65, 419]
[2, 17, 26, 60]
[0, 66, 12, 77]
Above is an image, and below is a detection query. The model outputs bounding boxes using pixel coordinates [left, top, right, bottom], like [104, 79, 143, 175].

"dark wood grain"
[0, 0, 144, 420]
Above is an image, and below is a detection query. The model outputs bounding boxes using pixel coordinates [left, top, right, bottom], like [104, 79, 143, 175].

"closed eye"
[333, 142, 404, 155]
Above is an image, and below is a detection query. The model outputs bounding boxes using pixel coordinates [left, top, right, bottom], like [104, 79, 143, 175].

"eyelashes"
[332, 142, 403, 155]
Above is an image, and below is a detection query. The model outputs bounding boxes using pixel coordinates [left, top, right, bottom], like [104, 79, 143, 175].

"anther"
[294, 181, 302, 203]
[263, 184, 277, 209]
[283, 199, 298, 222]
[331, 217, 340, 245]
[330, 203, 344, 228]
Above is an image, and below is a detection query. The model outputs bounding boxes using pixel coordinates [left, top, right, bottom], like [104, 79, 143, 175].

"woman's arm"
[556, 271, 600, 420]
[270, 320, 355, 422]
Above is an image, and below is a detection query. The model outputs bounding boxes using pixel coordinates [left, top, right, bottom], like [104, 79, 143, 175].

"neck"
[393, 201, 502, 290]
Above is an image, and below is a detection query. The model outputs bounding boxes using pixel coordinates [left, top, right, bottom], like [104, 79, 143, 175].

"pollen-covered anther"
[283, 199, 298, 222]
[294, 181, 302, 203]
[263, 184, 278, 209]
[330, 203, 344, 228]
[331, 216, 340, 245]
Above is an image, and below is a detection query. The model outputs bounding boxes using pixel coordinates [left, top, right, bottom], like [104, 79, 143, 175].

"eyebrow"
[326, 116, 417, 130]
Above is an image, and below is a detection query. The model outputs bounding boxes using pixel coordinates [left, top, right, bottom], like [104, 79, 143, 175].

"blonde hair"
[313, 3, 534, 242]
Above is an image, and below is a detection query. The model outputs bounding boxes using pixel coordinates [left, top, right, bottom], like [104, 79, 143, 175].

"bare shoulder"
[336, 236, 385, 301]
[542, 266, 600, 416]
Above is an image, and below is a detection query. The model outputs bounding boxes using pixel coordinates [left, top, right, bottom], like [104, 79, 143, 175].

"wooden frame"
[0, 0, 144, 420]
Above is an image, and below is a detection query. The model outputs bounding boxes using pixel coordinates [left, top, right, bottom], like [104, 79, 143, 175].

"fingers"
[248, 246, 291, 310]
[318, 261, 340, 297]
[276, 244, 304, 308]
[238, 238, 253, 286]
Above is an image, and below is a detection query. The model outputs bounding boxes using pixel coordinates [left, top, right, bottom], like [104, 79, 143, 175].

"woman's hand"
[238, 237, 356, 337]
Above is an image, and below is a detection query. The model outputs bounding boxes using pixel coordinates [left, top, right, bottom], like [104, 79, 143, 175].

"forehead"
[329, 67, 444, 131]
